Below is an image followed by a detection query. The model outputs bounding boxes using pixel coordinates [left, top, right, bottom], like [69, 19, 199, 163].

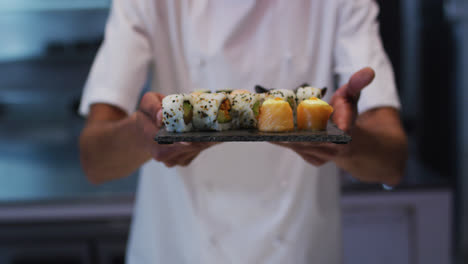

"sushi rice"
[296, 86, 324, 104]
[192, 93, 233, 131]
[162, 94, 193, 132]
[267, 89, 297, 110]
[230, 92, 265, 129]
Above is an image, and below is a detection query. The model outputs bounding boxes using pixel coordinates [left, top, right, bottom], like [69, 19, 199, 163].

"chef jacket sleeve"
[79, 0, 152, 116]
[333, 0, 401, 114]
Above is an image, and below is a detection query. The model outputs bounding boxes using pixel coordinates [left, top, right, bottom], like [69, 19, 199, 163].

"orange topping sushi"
[258, 98, 294, 132]
[297, 97, 334, 131]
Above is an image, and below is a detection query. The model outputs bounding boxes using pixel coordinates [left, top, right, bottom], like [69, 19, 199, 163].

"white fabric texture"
[79, 0, 401, 263]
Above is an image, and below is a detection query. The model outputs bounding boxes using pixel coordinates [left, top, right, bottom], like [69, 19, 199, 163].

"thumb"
[156, 109, 164, 129]
[346, 67, 375, 100]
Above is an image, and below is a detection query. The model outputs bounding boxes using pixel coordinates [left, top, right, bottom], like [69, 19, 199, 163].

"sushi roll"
[296, 84, 327, 104]
[162, 94, 193, 132]
[258, 98, 294, 132]
[230, 89, 251, 96]
[191, 89, 211, 96]
[216, 89, 233, 94]
[231, 92, 264, 129]
[268, 89, 297, 124]
[267, 89, 297, 110]
[297, 97, 334, 131]
[192, 93, 233, 131]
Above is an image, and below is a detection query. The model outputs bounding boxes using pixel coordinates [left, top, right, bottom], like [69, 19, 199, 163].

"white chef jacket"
[79, 0, 401, 263]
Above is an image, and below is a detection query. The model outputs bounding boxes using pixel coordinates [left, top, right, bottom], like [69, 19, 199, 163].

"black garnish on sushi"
[255, 85, 270, 93]
[321, 87, 327, 98]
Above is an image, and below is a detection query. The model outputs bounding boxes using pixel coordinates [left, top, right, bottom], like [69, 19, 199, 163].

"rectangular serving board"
[155, 122, 351, 144]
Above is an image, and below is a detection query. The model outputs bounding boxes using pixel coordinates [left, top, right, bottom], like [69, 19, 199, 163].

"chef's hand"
[273, 67, 375, 166]
[136, 92, 217, 168]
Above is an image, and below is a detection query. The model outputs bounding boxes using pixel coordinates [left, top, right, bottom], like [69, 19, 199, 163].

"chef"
[79, 0, 408, 263]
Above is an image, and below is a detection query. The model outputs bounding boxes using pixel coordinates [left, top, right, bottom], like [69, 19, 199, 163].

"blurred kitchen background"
[0, 0, 466, 263]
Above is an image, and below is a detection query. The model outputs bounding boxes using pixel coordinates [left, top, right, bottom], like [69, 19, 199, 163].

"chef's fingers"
[270, 142, 342, 166]
[156, 109, 163, 128]
[294, 145, 340, 158]
[163, 149, 201, 167]
[178, 153, 199, 167]
[155, 93, 166, 102]
[135, 110, 161, 144]
[152, 142, 209, 163]
[151, 142, 193, 162]
[270, 141, 338, 152]
[301, 154, 328, 166]
[333, 67, 375, 102]
[346, 67, 375, 100]
[163, 142, 218, 167]
[190, 142, 220, 150]
[270, 141, 325, 149]
[301, 148, 338, 162]
[139, 92, 164, 123]
[153, 141, 216, 159]
[330, 96, 356, 133]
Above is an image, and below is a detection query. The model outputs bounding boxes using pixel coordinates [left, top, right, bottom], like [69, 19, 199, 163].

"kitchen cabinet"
[95, 240, 126, 264]
[0, 217, 129, 264]
[0, 242, 91, 264]
[343, 207, 411, 264]
[342, 189, 452, 264]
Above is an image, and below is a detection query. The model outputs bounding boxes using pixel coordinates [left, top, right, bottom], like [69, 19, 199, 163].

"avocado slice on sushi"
[183, 101, 193, 125]
[252, 100, 261, 119]
[286, 97, 295, 110]
[216, 89, 233, 94]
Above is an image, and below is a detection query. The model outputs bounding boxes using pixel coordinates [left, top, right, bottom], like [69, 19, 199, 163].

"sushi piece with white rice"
[267, 89, 297, 123]
[192, 93, 233, 131]
[267, 89, 297, 111]
[231, 92, 265, 129]
[162, 94, 193, 132]
[296, 84, 327, 104]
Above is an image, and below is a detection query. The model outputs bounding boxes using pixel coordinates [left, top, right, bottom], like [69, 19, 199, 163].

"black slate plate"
[155, 122, 351, 144]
